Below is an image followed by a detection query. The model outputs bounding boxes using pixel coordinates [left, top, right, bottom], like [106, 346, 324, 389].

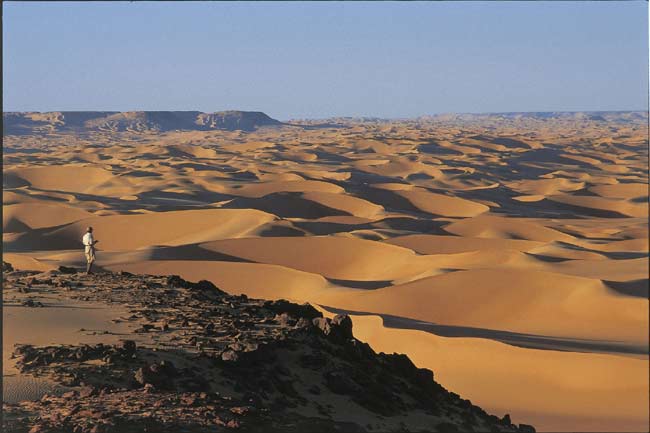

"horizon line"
[3, 108, 648, 121]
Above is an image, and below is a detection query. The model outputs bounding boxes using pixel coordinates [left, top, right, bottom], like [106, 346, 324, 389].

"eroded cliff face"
[2, 266, 534, 433]
[3, 111, 282, 134]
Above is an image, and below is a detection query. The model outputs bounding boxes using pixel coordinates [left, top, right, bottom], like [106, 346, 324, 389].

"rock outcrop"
[2, 266, 535, 433]
[3, 111, 282, 135]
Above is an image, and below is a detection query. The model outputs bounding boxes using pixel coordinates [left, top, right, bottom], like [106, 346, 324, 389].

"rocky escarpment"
[2, 266, 535, 433]
[2, 111, 282, 135]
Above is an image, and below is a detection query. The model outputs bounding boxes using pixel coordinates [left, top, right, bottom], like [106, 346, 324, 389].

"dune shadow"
[222, 192, 348, 219]
[320, 306, 649, 355]
[524, 253, 573, 263]
[603, 279, 649, 299]
[145, 244, 255, 263]
[326, 278, 393, 290]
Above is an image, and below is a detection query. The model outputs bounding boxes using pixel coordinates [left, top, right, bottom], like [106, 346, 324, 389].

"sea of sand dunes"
[3, 111, 649, 431]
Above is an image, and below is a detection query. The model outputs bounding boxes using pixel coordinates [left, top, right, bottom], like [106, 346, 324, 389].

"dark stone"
[417, 368, 434, 383]
[166, 275, 226, 296]
[312, 317, 331, 335]
[194, 279, 218, 291]
[384, 353, 418, 378]
[121, 340, 137, 356]
[264, 299, 322, 321]
[79, 386, 97, 398]
[518, 424, 536, 433]
[166, 275, 186, 288]
[153, 360, 176, 376]
[331, 314, 353, 340]
[275, 312, 295, 327]
[134, 364, 166, 388]
[22, 299, 39, 307]
[3, 261, 14, 272]
[58, 266, 78, 274]
[295, 317, 312, 328]
[222, 350, 239, 362]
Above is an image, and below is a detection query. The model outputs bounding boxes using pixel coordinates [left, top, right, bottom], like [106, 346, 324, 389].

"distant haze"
[3, 1, 648, 119]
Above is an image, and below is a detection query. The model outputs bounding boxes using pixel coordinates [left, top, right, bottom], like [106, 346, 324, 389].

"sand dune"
[3, 112, 648, 432]
[200, 236, 441, 281]
[315, 269, 647, 345]
[506, 178, 585, 195]
[5, 209, 276, 252]
[395, 188, 490, 217]
[3, 203, 94, 232]
[301, 191, 385, 218]
[444, 215, 576, 242]
[385, 234, 545, 254]
[109, 260, 330, 300]
[346, 314, 649, 432]
[547, 194, 647, 218]
[229, 180, 344, 198]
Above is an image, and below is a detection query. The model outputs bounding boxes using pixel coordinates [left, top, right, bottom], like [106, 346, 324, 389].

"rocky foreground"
[2, 264, 535, 433]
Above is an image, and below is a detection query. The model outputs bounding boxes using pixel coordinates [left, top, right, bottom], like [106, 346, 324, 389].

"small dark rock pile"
[2, 266, 535, 433]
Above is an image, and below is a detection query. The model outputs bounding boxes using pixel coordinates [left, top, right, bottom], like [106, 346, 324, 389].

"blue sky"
[3, 1, 648, 119]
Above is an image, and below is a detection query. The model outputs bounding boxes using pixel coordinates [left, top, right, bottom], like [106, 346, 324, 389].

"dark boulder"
[313, 315, 354, 342]
[134, 361, 175, 389]
[166, 275, 186, 288]
[166, 275, 226, 296]
[58, 266, 78, 274]
[120, 340, 137, 356]
[312, 317, 331, 335]
[331, 314, 353, 339]
[264, 299, 322, 321]
[221, 350, 239, 362]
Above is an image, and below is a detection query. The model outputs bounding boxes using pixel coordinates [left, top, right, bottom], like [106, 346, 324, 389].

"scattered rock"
[21, 299, 44, 308]
[3, 270, 532, 433]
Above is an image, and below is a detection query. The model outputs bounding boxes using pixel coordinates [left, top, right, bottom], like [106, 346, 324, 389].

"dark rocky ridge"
[2, 265, 535, 433]
[2, 111, 282, 135]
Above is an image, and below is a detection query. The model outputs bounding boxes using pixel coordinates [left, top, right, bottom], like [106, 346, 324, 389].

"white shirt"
[83, 232, 95, 247]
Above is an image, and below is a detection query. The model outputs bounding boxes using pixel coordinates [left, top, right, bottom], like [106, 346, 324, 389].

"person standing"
[82, 226, 99, 274]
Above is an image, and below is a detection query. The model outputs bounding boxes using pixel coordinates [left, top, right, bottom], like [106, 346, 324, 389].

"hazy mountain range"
[3, 110, 647, 136]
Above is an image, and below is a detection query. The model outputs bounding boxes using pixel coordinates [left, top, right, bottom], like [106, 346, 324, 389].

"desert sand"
[3, 110, 649, 431]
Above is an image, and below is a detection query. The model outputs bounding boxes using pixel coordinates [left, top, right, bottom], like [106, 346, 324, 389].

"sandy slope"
[345, 314, 649, 432]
